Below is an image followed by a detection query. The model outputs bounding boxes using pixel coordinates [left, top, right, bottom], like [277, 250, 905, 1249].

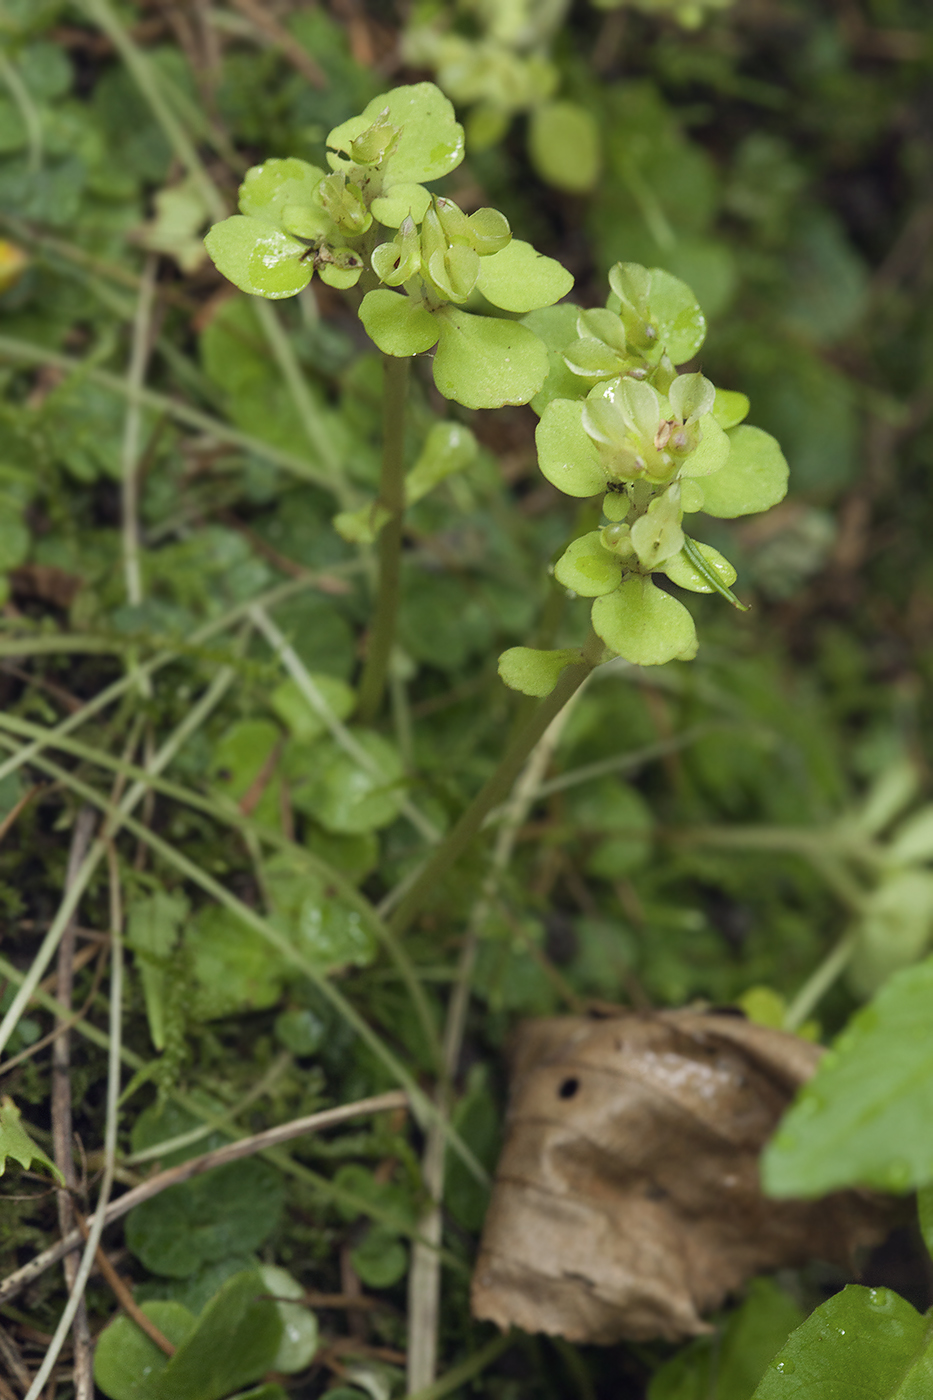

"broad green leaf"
[591, 577, 698, 666]
[287, 731, 405, 834]
[126, 890, 188, 1051]
[203, 216, 312, 300]
[93, 1301, 196, 1400]
[498, 646, 583, 697]
[126, 1159, 283, 1277]
[432, 309, 549, 409]
[210, 719, 281, 829]
[849, 870, 933, 995]
[351, 1224, 408, 1288]
[358, 289, 438, 357]
[332, 1163, 418, 1230]
[535, 398, 607, 497]
[188, 906, 285, 1019]
[679, 415, 731, 478]
[406, 422, 478, 504]
[258, 1266, 318, 1373]
[0, 1096, 64, 1184]
[663, 541, 737, 594]
[229, 1388, 289, 1400]
[751, 1286, 933, 1399]
[270, 675, 355, 745]
[522, 303, 587, 414]
[763, 958, 933, 1197]
[713, 388, 750, 430]
[370, 182, 431, 227]
[647, 267, 706, 363]
[528, 101, 601, 194]
[156, 1270, 283, 1400]
[263, 847, 378, 969]
[274, 1007, 325, 1056]
[237, 158, 324, 223]
[327, 83, 464, 185]
[555, 532, 623, 596]
[476, 239, 574, 314]
[649, 1278, 804, 1400]
[699, 426, 789, 519]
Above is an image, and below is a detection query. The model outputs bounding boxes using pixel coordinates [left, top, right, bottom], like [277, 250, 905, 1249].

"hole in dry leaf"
[558, 1077, 579, 1099]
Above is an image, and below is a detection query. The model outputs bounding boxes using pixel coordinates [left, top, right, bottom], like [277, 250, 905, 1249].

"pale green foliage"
[203, 82, 573, 409]
[497, 646, 583, 696]
[509, 260, 788, 679]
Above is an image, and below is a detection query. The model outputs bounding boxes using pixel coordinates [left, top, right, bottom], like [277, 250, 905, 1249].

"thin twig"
[0, 1319, 32, 1394]
[51, 807, 96, 1400]
[73, 1211, 175, 1357]
[22, 847, 125, 1400]
[0, 784, 41, 849]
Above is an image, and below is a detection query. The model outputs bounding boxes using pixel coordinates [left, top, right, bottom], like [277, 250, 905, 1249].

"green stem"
[356, 355, 411, 725]
[783, 932, 856, 1032]
[388, 635, 603, 940]
[406, 1334, 513, 1400]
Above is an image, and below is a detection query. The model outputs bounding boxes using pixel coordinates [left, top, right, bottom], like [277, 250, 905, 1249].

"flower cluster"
[204, 83, 572, 410]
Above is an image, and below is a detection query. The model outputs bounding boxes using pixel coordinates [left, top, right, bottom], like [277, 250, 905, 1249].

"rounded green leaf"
[679, 415, 731, 478]
[555, 532, 623, 596]
[536, 399, 607, 497]
[850, 870, 933, 996]
[351, 1224, 408, 1288]
[648, 267, 706, 364]
[370, 181, 431, 227]
[663, 541, 737, 594]
[699, 424, 789, 518]
[358, 289, 438, 357]
[270, 675, 354, 745]
[406, 421, 478, 504]
[94, 1302, 196, 1400]
[498, 647, 583, 698]
[259, 1266, 319, 1373]
[528, 101, 601, 195]
[238, 158, 324, 223]
[291, 730, 405, 834]
[327, 83, 464, 185]
[712, 387, 750, 430]
[158, 1270, 283, 1400]
[522, 303, 587, 415]
[476, 239, 574, 314]
[592, 577, 698, 666]
[319, 262, 362, 290]
[126, 1159, 283, 1276]
[204, 216, 311, 300]
[432, 308, 549, 409]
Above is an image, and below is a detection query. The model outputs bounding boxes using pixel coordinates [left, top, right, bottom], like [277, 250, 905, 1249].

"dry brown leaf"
[471, 1008, 895, 1344]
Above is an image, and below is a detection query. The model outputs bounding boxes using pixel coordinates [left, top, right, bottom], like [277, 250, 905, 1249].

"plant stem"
[784, 932, 857, 1032]
[356, 355, 411, 725]
[388, 634, 603, 941]
[121, 255, 158, 611]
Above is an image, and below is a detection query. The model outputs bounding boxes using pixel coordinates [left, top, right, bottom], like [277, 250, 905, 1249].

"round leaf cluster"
[203, 82, 574, 410]
[534, 261, 789, 669]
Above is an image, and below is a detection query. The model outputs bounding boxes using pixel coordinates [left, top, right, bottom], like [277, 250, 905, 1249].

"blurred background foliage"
[0, 0, 932, 1397]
